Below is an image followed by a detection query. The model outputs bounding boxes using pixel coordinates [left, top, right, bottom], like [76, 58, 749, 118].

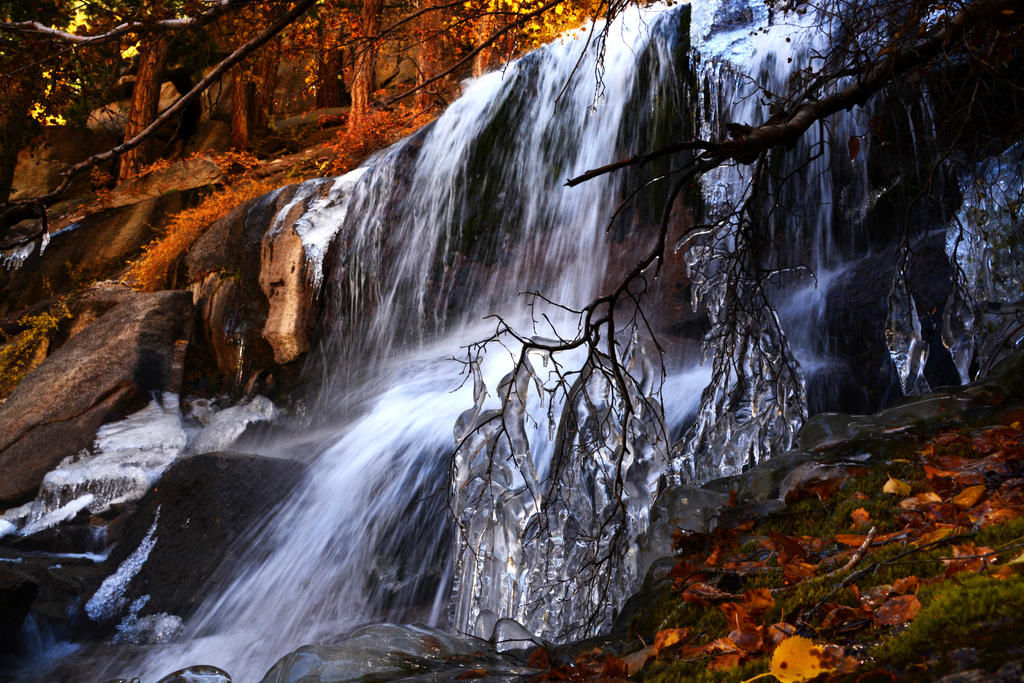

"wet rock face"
[0, 291, 193, 505]
[259, 210, 317, 365]
[185, 185, 318, 387]
[98, 451, 306, 624]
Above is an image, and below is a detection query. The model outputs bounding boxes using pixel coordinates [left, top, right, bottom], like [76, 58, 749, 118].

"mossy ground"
[620, 389, 1024, 682]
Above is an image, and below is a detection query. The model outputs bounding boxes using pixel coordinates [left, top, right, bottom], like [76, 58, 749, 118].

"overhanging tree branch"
[0, 0, 246, 47]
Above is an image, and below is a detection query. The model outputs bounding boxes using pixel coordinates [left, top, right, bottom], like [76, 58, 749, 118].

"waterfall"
[96, 4, 711, 680]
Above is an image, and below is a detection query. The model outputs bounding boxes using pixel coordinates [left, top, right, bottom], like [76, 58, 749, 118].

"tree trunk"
[255, 41, 279, 130]
[118, 36, 169, 182]
[472, 13, 502, 77]
[415, 0, 445, 110]
[347, 0, 381, 133]
[231, 67, 251, 149]
[316, 20, 345, 108]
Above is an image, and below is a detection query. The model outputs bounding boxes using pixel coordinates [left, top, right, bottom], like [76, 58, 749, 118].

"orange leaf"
[653, 627, 689, 653]
[850, 507, 872, 527]
[835, 533, 869, 546]
[729, 626, 765, 654]
[848, 135, 861, 160]
[883, 477, 912, 496]
[892, 575, 920, 595]
[916, 525, 956, 545]
[873, 594, 921, 626]
[709, 653, 744, 671]
[743, 588, 776, 614]
[953, 484, 987, 508]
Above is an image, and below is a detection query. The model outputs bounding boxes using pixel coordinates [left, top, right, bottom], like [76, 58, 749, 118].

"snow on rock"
[33, 392, 187, 520]
[187, 395, 277, 455]
[86, 509, 160, 622]
[113, 595, 184, 644]
[290, 167, 368, 291]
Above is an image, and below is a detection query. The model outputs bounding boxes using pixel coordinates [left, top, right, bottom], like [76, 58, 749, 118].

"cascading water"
[85, 4, 710, 680]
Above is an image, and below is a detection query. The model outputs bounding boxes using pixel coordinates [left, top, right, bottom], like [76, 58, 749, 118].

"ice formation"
[86, 509, 160, 622]
[944, 143, 1024, 380]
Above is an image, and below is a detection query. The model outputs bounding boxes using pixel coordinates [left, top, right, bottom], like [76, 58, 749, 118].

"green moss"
[638, 656, 766, 683]
[876, 574, 1024, 674]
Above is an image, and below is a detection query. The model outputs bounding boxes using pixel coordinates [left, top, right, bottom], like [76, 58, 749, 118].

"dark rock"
[820, 230, 960, 415]
[97, 451, 306, 623]
[0, 567, 38, 651]
[0, 291, 193, 505]
[259, 623, 531, 683]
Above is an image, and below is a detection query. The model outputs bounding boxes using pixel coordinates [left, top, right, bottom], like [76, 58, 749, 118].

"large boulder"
[93, 451, 306, 624]
[184, 180, 332, 385]
[0, 291, 193, 505]
[0, 191, 202, 318]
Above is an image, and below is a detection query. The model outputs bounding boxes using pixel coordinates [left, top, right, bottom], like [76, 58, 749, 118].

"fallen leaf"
[782, 559, 818, 581]
[769, 636, 837, 683]
[892, 575, 920, 595]
[991, 565, 1017, 580]
[835, 533, 869, 546]
[916, 525, 956, 545]
[953, 484, 987, 508]
[899, 491, 943, 509]
[743, 588, 776, 615]
[848, 135, 861, 160]
[884, 477, 912, 496]
[850, 507, 872, 527]
[709, 652, 744, 671]
[620, 646, 655, 676]
[653, 627, 689, 652]
[729, 625, 765, 653]
[873, 594, 921, 626]
[455, 669, 489, 679]
[764, 622, 798, 650]
[943, 543, 994, 576]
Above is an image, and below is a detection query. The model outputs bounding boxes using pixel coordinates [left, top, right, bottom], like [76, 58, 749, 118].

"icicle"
[885, 268, 930, 395]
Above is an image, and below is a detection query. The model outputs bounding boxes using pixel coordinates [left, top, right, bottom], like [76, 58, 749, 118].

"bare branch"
[0, 0, 244, 47]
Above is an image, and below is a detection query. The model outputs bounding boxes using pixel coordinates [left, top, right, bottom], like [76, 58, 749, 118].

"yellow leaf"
[769, 636, 837, 683]
[883, 477, 911, 496]
[952, 484, 986, 508]
[121, 42, 140, 59]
